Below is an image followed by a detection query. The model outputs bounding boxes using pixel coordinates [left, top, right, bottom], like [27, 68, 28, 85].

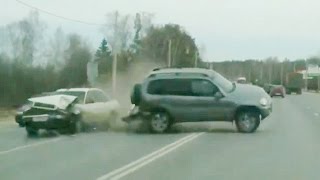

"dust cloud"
[95, 60, 164, 131]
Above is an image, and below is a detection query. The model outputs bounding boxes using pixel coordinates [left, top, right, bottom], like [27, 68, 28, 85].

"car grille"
[33, 102, 56, 110]
[23, 108, 55, 116]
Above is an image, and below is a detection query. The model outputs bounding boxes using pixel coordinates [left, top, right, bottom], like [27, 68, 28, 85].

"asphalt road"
[1, 93, 320, 180]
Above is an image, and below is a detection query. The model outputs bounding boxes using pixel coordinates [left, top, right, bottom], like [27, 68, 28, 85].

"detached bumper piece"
[26, 118, 70, 130]
[122, 114, 141, 123]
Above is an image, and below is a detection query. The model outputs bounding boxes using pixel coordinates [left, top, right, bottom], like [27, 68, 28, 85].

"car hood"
[227, 83, 271, 104]
[28, 95, 77, 110]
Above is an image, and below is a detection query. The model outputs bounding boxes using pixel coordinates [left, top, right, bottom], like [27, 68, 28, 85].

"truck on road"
[285, 72, 303, 94]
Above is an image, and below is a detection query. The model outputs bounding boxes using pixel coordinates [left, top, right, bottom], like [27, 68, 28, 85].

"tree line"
[0, 11, 319, 106]
[0, 11, 200, 106]
[210, 57, 320, 86]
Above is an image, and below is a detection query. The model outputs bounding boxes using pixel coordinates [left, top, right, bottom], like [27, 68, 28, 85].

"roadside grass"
[0, 108, 15, 122]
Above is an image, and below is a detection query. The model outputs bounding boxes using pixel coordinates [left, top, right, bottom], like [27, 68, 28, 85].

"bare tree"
[139, 12, 155, 37]
[104, 11, 132, 53]
[6, 11, 46, 64]
[47, 27, 68, 69]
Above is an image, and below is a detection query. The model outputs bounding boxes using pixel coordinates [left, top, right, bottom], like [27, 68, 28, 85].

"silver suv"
[124, 68, 272, 133]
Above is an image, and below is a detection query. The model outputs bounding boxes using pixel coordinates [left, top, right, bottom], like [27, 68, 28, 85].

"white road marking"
[96, 133, 204, 180]
[0, 138, 61, 155]
[314, 113, 319, 117]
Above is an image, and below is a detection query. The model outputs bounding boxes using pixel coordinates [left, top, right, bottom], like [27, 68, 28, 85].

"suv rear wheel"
[235, 110, 260, 133]
[149, 112, 171, 133]
[69, 115, 83, 134]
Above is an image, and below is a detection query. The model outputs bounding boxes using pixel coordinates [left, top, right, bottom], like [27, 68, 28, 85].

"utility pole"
[306, 60, 308, 90]
[260, 61, 263, 83]
[269, 63, 272, 84]
[167, 40, 172, 67]
[317, 76, 320, 92]
[194, 51, 198, 67]
[112, 53, 117, 96]
[280, 63, 283, 85]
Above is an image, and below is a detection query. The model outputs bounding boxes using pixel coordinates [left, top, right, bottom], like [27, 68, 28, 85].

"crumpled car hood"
[28, 95, 77, 110]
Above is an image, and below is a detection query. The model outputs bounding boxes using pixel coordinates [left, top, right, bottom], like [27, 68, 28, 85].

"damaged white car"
[18, 88, 120, 136]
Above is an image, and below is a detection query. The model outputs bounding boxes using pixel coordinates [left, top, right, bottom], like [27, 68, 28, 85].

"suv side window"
[191, 79, 219, 96]
[92, 90, 109, 103]
[147, 79, 192, 96]
[85, 91, 95, 104]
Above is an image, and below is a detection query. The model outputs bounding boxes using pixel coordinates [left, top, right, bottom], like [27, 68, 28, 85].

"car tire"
[149, 112, 171, 133]
[26, 125, 38, 137]
[235, 110, 260, 133]
[69, 116, 83, 134]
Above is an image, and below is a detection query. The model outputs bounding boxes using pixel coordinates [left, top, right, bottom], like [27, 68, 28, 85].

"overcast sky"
[1, 0, 320, 61]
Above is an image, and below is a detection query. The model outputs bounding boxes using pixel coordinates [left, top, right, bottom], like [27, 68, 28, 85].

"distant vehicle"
[270, 85, 285, 98]
[285, 72, 303, 94]
[236, 77, 247, 84]
[307, 76, 319, 91]
[16, 88, 120, 136]
[124, 68, 272, 133]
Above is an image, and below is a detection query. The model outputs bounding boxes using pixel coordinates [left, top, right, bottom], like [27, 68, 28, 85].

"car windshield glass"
[212, 73, 234, 93]
[56, 91, 85, 104]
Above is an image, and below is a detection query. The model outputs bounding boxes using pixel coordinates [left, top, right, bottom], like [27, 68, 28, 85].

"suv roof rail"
[152, 67, 173, 71]
[148, 72, 209, 78]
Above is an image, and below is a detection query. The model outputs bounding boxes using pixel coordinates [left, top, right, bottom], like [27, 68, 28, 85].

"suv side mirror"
[214, 91, 224, 99]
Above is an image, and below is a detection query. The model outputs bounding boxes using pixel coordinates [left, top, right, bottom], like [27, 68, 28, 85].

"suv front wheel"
[149, 112, 171, 133]
[235, 110, 260, 133]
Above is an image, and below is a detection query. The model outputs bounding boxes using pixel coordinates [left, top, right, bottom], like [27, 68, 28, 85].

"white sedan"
[22, 88, 121, 135]
[56, 88, 121, 130]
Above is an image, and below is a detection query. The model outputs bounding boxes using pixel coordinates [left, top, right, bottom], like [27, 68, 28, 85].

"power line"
[15, 0, 104, 26]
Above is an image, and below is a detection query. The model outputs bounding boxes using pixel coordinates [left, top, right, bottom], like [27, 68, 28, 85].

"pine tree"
[95, 38, 112, 75]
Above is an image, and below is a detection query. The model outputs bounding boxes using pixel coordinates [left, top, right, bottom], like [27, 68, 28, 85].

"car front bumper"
[25, 117, 70, 130]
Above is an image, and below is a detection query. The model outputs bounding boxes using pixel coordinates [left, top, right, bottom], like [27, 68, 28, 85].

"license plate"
[33, 116, 48, 122]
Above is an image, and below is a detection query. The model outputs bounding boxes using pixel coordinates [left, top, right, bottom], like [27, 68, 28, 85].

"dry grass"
[0, 108, 15, 121]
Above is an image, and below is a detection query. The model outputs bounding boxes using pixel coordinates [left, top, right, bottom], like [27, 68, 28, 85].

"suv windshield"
[212, 73, 234, 93]
[56, 91, 86, 104]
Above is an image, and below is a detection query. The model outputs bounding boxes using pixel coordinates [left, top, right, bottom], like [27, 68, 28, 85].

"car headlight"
[259, 97, 268, 106]
[50, 114, 65, 119]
